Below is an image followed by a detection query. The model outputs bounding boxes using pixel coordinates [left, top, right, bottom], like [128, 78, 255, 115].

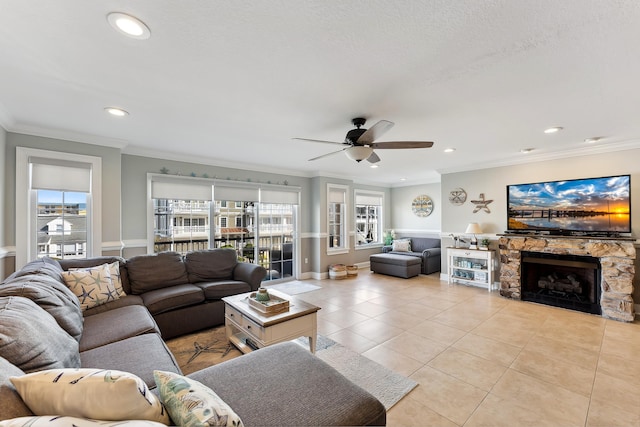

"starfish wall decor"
[471, 193, 493, 213]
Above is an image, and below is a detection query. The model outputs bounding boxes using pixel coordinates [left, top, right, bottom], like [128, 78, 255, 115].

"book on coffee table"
[247, 294, 290, 314]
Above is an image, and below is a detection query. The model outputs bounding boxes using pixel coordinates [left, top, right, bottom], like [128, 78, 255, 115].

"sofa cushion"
[409, 237, 441, 252]
[80, 334, 182, 388]
[61, 264, 120, 311]
[0, 417, 167, 427]
[0, 296, 80, 373]
[0, 275, 84, 342]
[5, 257, 63, 282]
[82, 294, 144, 317]
[127, 252, 189, 293]
[184, 249, 238, 283]
[59, 256, 131, 294]
[141, 284, 205, 315]
[0, 356, 33, 420]
[79, 305, 160, 352]
[195, 280, 251, 300]
[392, 239, 411, 252]
[10, 368, 171, 424]
[154, 370, 243, 427]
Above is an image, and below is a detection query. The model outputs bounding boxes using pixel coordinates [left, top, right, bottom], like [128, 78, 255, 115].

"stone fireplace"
[499, 235, 635, 322]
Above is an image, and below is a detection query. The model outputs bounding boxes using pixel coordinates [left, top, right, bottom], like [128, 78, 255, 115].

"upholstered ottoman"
[370, 253, 421, 278]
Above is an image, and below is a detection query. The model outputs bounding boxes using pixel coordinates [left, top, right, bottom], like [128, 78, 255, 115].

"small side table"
[447, 247, 495, 291]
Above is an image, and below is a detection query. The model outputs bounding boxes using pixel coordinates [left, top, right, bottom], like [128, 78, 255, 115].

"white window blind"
[151, 176, 213, 201]
[328, 187, 346, 204]
[29, 157, 91, 192]
[260, 189, 299, 204]
[355, 193, 382, 206]
[214, 184, 259, 202]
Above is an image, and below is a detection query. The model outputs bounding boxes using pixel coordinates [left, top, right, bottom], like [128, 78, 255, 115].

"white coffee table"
[222, 290, 320, 354]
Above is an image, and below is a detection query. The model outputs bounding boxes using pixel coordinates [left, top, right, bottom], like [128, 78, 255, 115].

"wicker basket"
[346, 265, 358, 277]
[329, 264, 347, 279]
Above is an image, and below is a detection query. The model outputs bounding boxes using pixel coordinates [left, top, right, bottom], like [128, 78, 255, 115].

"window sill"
[355, 243, 383, 251]
[327, 248, 350, 255]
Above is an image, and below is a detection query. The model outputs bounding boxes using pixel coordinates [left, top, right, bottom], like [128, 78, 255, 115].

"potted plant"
[479, 238, 490, 250]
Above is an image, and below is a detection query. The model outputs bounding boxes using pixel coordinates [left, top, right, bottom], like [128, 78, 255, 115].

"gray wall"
[390, 182, 441, 235]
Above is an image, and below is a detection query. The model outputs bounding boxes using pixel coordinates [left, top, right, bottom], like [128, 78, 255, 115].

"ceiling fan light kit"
[345, 146, 374, 162]
[294, 117, 434, 164]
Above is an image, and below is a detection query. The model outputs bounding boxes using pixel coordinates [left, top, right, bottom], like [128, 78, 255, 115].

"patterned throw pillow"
[10, 369, 170, 425]
[0, 416, 168, 427]
[69, 262, 125, 297]
[392, 239, 411, 252]
[61, 265, 119, 311]
[154, 370, 243, 427]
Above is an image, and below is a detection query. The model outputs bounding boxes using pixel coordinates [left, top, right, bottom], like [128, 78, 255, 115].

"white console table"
[447, 247, 495, 291]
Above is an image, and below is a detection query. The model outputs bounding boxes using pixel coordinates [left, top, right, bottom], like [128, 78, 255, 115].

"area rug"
[265, 280, 321, 295]
[166, 328, 416, 410]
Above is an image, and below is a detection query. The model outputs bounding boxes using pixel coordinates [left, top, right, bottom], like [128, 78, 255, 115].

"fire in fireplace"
[520, 251, 601, 314]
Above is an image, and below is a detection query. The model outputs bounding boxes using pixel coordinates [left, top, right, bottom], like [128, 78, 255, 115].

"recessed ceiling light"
[544, 126, 563, 134]
[104, 107, 129, 117]
[107, 12, 151, 39]
[584, 137, 602, 144]
[443, 148, 456, 153]
[400, 178, 407, 181]
[520, 148, 535, 153]
[370, 164, 379, 169]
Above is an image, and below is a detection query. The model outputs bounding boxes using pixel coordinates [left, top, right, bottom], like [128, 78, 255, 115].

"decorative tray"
[247, 293, 290, 314]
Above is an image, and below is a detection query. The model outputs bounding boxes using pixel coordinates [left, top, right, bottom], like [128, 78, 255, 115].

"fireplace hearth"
[498, 235, 635, 322]
[521, 251, 601, 314]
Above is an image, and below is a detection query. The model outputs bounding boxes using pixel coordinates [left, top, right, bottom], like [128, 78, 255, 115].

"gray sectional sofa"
[0, 251, 386, 426]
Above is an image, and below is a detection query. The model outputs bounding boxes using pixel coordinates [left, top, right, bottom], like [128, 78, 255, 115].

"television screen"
[507, 175, 631, 234]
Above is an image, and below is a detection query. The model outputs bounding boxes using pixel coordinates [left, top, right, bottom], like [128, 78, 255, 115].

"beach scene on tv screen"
[508, 175, 631, 232]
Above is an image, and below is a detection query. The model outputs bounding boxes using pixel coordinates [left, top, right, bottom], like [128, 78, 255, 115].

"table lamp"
[465, 222, 482, 249]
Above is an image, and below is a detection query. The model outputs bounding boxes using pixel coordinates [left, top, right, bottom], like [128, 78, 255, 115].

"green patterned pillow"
[154, 370, 243, 427]
[0, 416, 167, 426]
[10, 368, 170, 424]
[61, 264, 119, 311]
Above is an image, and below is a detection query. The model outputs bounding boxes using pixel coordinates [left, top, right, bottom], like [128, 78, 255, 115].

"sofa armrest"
[382, 245, 393, 253]
[421, 247, 441, 258]
[233, 262, 267, 291]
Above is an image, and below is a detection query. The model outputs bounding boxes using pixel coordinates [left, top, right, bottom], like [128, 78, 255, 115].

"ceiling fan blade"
[357, 120, 394, 144]
[372, 141, 434, 149]
[293, 137, 346, 146]
[308, 148, 347, 161]
[367, 152, 381, 163]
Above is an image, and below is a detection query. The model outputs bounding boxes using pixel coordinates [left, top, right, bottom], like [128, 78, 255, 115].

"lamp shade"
[465, 222, 482, 234]
[345, 146, 374, 162]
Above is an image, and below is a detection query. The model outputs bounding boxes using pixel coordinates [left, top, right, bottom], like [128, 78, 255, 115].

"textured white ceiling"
[1, 1, 639, 185]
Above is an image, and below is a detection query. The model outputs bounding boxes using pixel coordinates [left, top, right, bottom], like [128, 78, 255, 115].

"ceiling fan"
[294, 117, 434, 163]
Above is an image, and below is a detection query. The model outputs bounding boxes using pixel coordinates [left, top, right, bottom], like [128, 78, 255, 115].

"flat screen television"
[507, 174, 631, 235]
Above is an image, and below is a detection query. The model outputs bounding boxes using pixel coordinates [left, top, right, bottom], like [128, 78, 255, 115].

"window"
[149, 174, 213, 254]
[327, 184, 348, 252]
[220, 217, 228, 228]
[355, 191, 383, 247]
[36, 190, 87, 259]
[235, 216, 242, 227]
[16, 148, 101, 268]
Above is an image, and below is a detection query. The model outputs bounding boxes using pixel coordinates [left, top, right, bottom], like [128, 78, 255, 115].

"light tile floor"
[295, 271, 640, 427]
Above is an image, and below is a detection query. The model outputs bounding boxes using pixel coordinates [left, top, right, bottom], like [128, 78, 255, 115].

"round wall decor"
[411, 195, 433, 217]
[448, 188, 467, 205]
